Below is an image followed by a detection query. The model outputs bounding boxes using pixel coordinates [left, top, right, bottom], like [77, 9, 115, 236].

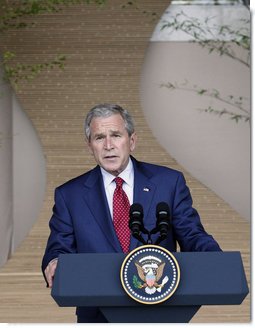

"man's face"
[87, 114, 137, 176]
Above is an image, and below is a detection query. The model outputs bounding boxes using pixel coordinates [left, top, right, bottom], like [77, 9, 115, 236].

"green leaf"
[133, 275, 142, 289]
[197, 89, 207, 95]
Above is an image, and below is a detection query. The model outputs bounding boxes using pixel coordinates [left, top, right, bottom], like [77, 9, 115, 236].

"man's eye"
[95, 135, 104, 140]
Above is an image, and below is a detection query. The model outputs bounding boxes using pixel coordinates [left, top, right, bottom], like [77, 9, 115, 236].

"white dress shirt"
[100, 158, 134, 219]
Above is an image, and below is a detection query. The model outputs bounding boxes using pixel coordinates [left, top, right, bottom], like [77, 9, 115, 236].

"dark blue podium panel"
[51, 251, 248, 308]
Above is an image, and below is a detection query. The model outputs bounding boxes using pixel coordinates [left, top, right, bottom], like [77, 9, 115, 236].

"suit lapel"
[82, 166, 122, 252]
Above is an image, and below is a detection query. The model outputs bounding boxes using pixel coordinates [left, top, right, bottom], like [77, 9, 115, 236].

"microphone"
[155, 202, 171, 244]
[129, 203, 148, 245]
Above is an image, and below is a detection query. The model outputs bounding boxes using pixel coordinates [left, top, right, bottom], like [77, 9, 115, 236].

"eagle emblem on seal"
[134, 260, 169, 295]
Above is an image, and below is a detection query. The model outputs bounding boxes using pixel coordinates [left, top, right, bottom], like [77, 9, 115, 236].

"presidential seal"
[120, 245, 180, 305]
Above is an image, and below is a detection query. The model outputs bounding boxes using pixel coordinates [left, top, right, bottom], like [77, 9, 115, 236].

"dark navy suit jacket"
[42, 157, 221, 320]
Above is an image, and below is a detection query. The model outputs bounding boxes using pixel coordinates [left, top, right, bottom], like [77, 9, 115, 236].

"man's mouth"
[104, 155, 118, 159]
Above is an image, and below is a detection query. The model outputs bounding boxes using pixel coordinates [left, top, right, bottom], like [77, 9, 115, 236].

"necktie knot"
[114, 177, 124, 188]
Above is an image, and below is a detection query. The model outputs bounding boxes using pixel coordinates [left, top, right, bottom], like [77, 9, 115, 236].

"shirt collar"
[100, 157, 134, 187]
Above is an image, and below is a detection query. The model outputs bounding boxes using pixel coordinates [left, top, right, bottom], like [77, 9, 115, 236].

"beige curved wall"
[0, 64, 13, 267]
[141, 3, 250, 221]
[12, 94, 46, 251]
[140, 42, 250, 220]
[0, 62, 46, 266]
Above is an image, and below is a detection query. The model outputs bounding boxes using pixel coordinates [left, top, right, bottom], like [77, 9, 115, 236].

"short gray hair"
[84, 103, 135, 140]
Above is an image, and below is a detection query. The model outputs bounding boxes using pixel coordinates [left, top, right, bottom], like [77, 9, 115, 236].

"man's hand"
[44, 258, 58, 288]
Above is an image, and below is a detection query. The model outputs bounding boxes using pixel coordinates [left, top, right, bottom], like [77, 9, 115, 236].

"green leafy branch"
[0, 0, 107, 32]
[1, 51, 66, 88]
[133, 275, 142, 289]
[121, 0, 159, 22]
[0, 0, 160, 87]
[177, 0, 241, 3]
[160, 10, 250, 67]
[199, 106, 249, 123]
[0, 0, 158, 32]
[0, 0, 107, 86]
[160, 81, 250, 123]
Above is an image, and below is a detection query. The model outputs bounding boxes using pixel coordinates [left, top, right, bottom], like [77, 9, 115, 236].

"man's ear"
[130, 132, 137, 152]
[85, 138, 93, 155]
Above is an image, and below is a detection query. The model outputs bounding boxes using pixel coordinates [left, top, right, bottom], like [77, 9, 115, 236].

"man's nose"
[104, 136, 113, 150]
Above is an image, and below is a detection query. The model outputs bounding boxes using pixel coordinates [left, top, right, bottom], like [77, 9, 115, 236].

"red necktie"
[113, 177, 131, 253]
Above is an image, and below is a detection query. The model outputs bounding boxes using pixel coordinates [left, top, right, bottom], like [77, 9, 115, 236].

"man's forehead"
[93, 127, 122, 135]
[91, 115, 125, 130]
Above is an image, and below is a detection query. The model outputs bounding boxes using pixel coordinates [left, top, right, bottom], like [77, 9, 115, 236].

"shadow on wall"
[0, 63, 46, 267]
[140, 0, 250, 220]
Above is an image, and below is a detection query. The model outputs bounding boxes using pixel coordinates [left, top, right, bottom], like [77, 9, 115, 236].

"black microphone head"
[129, 203, 144, 234]
[156, 202, 170, 219]
[156, 202, 171, 235]
[129, 203, 143, 218]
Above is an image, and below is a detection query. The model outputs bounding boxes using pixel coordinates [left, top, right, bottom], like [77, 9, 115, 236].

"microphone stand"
[146, 231, 153, 244]
[131, 228, 165, 245]
[130, 220, 170, 246]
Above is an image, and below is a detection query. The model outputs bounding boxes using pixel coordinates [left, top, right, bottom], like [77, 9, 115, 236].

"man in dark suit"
[42, 103, 221, 323]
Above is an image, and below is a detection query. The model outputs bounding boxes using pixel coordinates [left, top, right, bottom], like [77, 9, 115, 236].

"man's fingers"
[44, 259, 58, 288]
